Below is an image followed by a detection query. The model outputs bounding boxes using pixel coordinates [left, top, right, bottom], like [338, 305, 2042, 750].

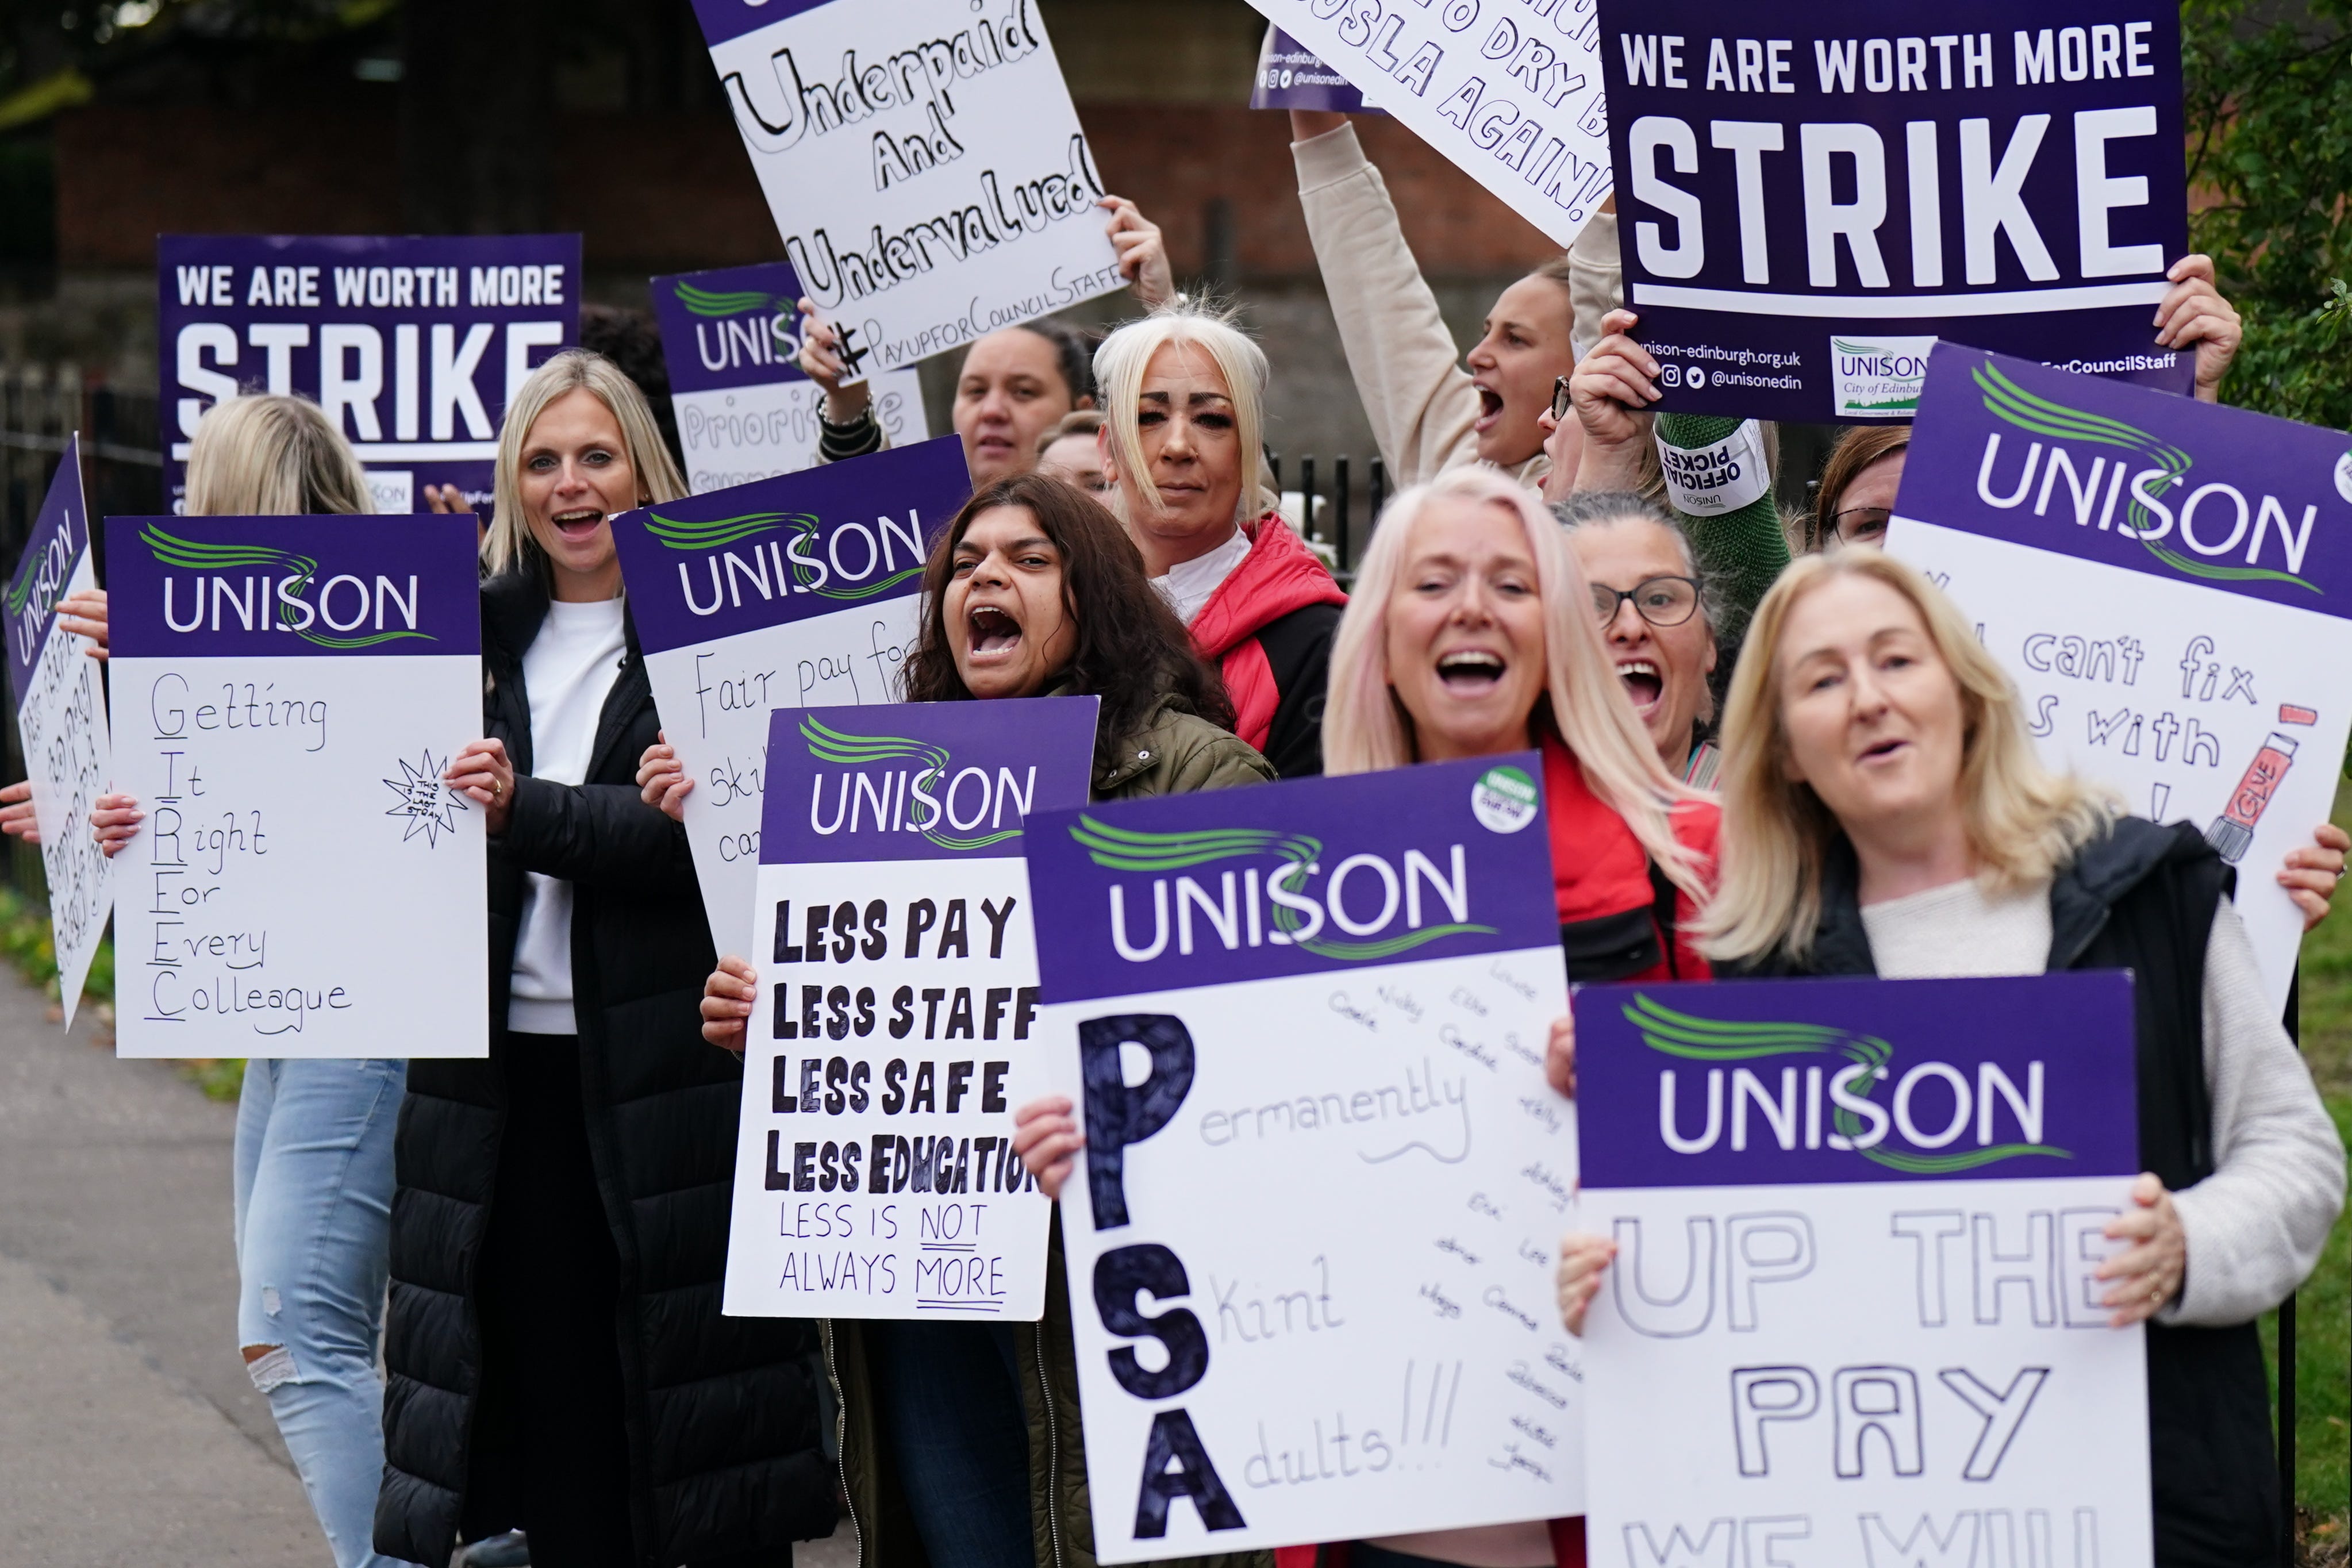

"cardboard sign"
[608, 435, 970, 958]
[1251, 26, 1388, 114]
[722, 696, 1098, 1321]
[3, 438, 113, 1025]
[158, 235, 581, 513]
[1574, 973, 2151, 1568]
[1028, 756, 1582, 1561]
[1885, 345, 2352, 1014]
[650, 261, 928, 495]
[689, 0, 1125, 377]
[1597, 1, 2190, 421]
[1236, 0, 1612, 247]
[107, 515, 487, 1058]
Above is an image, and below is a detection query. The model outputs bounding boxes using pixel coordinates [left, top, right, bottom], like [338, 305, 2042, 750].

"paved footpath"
[0, 971, 318, 1566]
[0, 969, 860, 1568]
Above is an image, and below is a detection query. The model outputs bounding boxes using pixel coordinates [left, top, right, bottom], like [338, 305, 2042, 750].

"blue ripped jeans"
[233, 1057, 417, 1568]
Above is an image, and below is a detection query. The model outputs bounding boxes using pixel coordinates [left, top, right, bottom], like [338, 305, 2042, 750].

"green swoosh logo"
[1627, 991, 2070, 1172]
[1974, 360, 2319, 595]
[644, 509, 793, 551]
[674, 281, 779, 318]
[1069, 817, 1497, 962]
[783, 517, 924, 600]
[141, 525, 433, 649]
[801, 716, 1019, 851]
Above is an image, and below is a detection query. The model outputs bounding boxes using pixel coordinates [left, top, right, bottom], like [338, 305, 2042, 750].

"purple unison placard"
[6, 436, 91, 709]
[761, 695, 1100, 867]
[652, 262, 812, 397]
[1898, 342, 2352, 615]
[1597, 0, 2190, 422]
[103, 514, 483, 660]
[1250, 27, 1388, 114]
[1575, 972, 2138, 1188]
[1027, 753, 1559, 1002]
[158, 234, 581, 513]
[609, 432, 970, 656]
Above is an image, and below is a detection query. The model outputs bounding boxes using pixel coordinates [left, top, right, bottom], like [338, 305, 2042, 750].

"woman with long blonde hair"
[1555, 551, 2345, 1568]
[375, 350, 836, 1566]
[1009, 466, 1715, 1567]
[1093, 302, 1346, 778]
[84, 394, 417, 1568]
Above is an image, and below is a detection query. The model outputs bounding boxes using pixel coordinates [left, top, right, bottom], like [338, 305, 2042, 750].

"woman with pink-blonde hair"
[1016, 464, 1718, 1568]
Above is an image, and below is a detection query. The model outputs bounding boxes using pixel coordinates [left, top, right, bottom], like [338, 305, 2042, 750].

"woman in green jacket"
[686, 471, 1273, 1568]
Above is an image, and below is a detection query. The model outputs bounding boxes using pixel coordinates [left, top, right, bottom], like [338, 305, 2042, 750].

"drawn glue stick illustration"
[2205, 732, 2299, 863]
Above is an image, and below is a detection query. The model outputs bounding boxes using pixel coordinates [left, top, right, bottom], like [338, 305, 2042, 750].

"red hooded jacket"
[1186, 513, 1348, 777]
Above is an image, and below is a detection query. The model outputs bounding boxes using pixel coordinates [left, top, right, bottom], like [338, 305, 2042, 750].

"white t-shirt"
[1150, 526, 1251, 626]
[507, 596, 628, 1036]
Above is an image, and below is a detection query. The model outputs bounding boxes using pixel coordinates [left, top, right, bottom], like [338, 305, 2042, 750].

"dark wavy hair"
[902, 472, 1235, 779]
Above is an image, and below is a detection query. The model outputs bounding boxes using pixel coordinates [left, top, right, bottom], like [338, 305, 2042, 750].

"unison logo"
[1831, 335, 1935, 418]
[1626, 993, 2068, 1173]
[1971, 360, 2321, 595]
[141, 526, 433, 649]
[650, 508, 928, 613]
[802, 716, 1033, 852]
[1072, 818, 1496, 964]
[672, 280, 797, 376]
[7, 513, 76, 667]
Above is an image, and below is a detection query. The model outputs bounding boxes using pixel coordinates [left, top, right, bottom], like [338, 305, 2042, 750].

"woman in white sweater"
[1557, 550, 2343, 1568]
[1288, 109, 1618, 493]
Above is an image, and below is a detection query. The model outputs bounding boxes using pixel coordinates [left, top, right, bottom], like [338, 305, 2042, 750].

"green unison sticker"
[1471, 764, 1539, 833]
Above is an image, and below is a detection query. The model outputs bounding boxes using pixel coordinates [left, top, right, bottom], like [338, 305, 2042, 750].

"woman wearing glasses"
[1556, 493, 1725, 786]
[1804, 424, 1909, 552]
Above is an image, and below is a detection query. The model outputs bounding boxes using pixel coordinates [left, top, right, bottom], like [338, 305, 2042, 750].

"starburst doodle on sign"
[384, 750, 466, 847]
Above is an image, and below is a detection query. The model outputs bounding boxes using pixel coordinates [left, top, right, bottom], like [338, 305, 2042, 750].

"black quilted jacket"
[375, 567, 833, 1566]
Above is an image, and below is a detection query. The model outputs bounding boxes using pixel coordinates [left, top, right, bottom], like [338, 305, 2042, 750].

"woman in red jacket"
[1093, 303, 1346, 778]
[1017, 465, 1714, 1568]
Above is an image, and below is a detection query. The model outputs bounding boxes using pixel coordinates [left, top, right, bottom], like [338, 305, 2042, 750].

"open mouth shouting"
[966, 602, 1024, 664]
[549, 506, 606, 541]
[1617, 657, 1663, 717]
[1436, 647, 1508, 694]
[1473, 382, 1505, 434]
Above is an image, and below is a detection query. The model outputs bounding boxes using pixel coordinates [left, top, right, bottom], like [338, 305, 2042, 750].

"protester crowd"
[7, 115, 2343, 1568]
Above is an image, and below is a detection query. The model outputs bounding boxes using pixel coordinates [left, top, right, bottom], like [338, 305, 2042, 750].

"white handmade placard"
[651, 262, 926, 495]
[1025, 755, 1581, 1560]
[689, 0, 1126, 377]
[5, 437, 114, 1025]
[106, 514, 487, 1058]
[609, 435, 970, 959]
[1573, 973, 2152, 1568]
[722, 696, 1098, 1321]
[1885, 345, 2352, 1014]
[1235, 0, 1612, 247]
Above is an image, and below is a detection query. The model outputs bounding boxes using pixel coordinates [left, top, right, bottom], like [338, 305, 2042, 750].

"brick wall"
[56, 103, 1557, 281]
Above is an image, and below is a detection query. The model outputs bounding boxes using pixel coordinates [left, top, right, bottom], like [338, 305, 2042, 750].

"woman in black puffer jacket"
[376, 350, 833, 1568]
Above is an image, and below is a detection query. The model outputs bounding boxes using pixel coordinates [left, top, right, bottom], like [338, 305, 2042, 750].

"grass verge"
[0, 883, 244, 1101]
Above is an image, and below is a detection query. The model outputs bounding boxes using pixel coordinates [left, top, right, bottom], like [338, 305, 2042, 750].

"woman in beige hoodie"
[1288, 109, 1621, 495]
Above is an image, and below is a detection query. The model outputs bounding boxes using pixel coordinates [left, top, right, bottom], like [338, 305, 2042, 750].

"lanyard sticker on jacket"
[651, 259, 929, 495]
[157, 234, 580, 512]
[608, 434, 971, 958]
[1024, 755, 1581, 1559]
[1596, 0, 2191, 423]
[1574, 971, 2152, 1568]
[720, 695, 1099, 1322]
[1884, 344, 2352, 1016]
[105, 513, 489, 1059]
